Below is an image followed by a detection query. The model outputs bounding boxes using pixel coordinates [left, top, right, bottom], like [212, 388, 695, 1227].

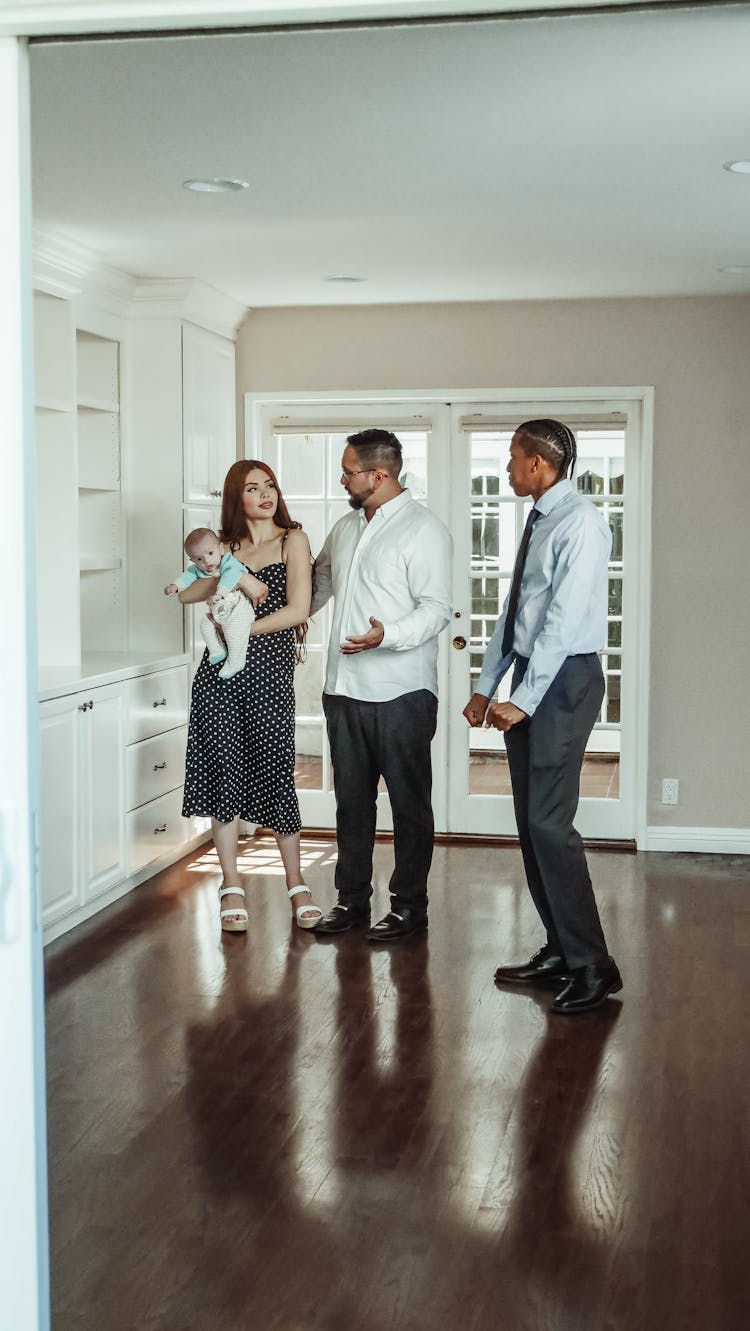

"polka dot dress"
[182, 561, 302, 834]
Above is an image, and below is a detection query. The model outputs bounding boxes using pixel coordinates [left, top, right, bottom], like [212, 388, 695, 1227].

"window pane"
[289, 500, 326, 556]
[470, 431, 515, 498]
[326, 434, 350, 494]
[472, 507, 499, 563]
[277, 434, 325, 496]
[294, 647, 324, 718]
[295, 720, 323, 790]
[577, 464, 604, 495]
[400, 431, 428, 500]
[608, 577, 622, 617]
[609, 508, 624, 562]
[607, 675, 621, 724]
[608, 619, 622, 649]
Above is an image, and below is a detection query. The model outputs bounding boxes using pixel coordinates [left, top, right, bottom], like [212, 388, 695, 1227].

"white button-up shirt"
[476, 479, 612, 717]
[311, 489, 453, 702]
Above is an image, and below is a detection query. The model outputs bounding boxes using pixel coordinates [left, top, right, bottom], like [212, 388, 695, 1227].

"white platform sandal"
[288, 885, 323, 930]
[219, 885, 248, 934]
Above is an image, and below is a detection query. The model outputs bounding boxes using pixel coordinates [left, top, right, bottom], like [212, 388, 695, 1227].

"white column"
[0, 35, 51, 1331]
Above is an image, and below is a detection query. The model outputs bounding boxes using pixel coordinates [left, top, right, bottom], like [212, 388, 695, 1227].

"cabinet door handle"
[210, 489, 222, 497]
[154, 824, 167, 835]
[152, 698, 167, 708]
[153, 762, 167, 771]
[88, 700, 94, 709]
[78, 702, 89, 712]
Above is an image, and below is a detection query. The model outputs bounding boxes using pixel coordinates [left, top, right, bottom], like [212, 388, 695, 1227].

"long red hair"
[219, 459, 307, 656]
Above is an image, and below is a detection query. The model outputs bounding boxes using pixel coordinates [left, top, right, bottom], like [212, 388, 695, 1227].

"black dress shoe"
[366, 908, 428, 943]
[313, 902, 371, 934]
[551, 958, 623, 1014]
[494, 944, 567, 987]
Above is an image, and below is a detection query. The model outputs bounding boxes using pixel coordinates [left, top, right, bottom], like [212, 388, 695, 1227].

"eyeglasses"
[341, 467, 375, 479]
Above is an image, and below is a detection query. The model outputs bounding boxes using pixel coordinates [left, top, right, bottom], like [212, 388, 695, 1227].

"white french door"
[249, 396, 450, 833]
[248, 390, 650, 843]
[446, 397, 646, 840]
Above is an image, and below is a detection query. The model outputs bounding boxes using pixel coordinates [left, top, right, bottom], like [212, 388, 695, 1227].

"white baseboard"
[644, 826, 750, 855]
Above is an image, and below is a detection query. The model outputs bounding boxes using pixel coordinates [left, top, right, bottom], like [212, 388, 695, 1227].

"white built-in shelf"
[78, 396, 120, 414]
[36, 396, 76, 414]
[76, 330, 119, 406]
[34, 292, 76, 407]
[80, 557, 123, 572]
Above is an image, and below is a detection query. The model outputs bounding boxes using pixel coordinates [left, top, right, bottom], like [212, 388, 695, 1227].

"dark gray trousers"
[323, 690, 438, 914]
[504, 654, 609, 969]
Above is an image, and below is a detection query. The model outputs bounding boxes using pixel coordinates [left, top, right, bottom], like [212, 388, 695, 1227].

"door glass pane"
[277, 433, 326, 496]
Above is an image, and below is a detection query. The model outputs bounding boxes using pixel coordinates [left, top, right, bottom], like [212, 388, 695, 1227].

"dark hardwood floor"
[44, 838, 750, 1331]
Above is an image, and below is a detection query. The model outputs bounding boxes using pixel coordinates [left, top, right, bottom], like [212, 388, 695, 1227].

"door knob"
[452, 635, 467, 650]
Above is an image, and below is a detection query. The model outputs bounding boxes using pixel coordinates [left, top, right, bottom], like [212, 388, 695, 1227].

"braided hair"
[516, 419, 577, 478]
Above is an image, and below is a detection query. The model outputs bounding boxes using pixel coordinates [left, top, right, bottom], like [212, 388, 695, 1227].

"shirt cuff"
[379, 621, 401, 648]
[509, 681, 538, 717]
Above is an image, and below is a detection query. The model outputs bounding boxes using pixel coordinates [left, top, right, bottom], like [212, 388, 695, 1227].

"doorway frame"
[246, 385, 654, 847]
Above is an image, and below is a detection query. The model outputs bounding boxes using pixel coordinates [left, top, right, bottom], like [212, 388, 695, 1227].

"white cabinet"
[38, 699, 81, 925]
[32, 262, 245, 943]
[182, 323, 237, 505]
[126, 666, 188, 744]
[124, 664, 207, 876]
[39, 682, 125, 927]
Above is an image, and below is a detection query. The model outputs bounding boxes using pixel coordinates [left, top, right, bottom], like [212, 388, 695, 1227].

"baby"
[164, 527, 268, 680]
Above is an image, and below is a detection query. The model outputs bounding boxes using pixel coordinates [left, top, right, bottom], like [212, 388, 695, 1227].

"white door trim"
[0, 34, 51, 1331]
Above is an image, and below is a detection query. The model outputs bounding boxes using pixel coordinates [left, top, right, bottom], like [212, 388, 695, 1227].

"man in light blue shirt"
[464, 419, 622, 1014]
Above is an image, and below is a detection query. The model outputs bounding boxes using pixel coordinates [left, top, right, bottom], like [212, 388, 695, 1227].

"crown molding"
[32, 226, 94, 297]
[130, 279, 248, 341]
[32, 230, 247, 335]
[79, 263, 139, 320]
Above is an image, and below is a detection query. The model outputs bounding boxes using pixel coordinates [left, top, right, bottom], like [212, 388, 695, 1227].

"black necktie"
[501, 508, 540, 657]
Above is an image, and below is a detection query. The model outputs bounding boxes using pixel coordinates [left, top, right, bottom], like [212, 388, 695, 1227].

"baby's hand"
[164, 583, 179, 596]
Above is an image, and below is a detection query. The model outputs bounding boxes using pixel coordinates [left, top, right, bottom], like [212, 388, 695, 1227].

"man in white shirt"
[464, 420, 622, 1013]
[311, 429, 453, 941]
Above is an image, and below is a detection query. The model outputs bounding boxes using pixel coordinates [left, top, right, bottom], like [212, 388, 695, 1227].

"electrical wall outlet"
[661, 778, 679, 805]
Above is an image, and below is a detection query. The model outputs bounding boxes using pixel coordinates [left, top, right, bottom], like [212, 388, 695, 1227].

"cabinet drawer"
[126, 725, 187, 811]
[126, 666, 188, 744]
[126, 787, 187, 875]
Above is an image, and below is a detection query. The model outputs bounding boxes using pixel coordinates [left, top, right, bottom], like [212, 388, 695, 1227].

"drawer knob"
[152, 698, 168, 708]
[153, 761, 167, 771]
[78, 702, 89, 712]
[154, 824, 167, 834]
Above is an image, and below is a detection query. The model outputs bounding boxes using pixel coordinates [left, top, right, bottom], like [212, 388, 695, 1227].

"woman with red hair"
[179, 459, 322, 934]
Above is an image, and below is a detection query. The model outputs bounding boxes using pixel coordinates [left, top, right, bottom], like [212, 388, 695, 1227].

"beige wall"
[236, 295, 750, 833]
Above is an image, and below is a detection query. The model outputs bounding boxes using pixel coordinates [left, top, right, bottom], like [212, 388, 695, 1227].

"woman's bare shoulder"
[283, 527, 311, 554]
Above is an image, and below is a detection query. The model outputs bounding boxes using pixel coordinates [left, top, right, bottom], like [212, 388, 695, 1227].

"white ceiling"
[29, 4, 750, 307]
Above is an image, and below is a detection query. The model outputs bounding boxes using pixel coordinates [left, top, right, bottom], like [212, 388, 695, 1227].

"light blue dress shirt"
[476, 479, 612, 717]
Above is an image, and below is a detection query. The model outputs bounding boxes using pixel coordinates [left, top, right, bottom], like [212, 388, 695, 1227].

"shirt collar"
[360, 486, 412, 525]
[534, 477, 573, 517]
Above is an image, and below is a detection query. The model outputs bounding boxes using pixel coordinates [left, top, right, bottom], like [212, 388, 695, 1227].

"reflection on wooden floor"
[45, 838, 749, 1331]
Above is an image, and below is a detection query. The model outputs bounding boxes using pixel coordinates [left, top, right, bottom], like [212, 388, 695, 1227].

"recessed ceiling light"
[718, 264, 750, 274]
[325, 276, 366, 283]
[723, 160, 750, 175]
[183, 178, 249, 193]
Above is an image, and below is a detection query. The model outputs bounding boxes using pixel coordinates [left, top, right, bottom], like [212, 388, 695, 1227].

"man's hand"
[486, 701, 527, 732]
[463, 693, 490, 727]
[340, 617, 385, 653]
